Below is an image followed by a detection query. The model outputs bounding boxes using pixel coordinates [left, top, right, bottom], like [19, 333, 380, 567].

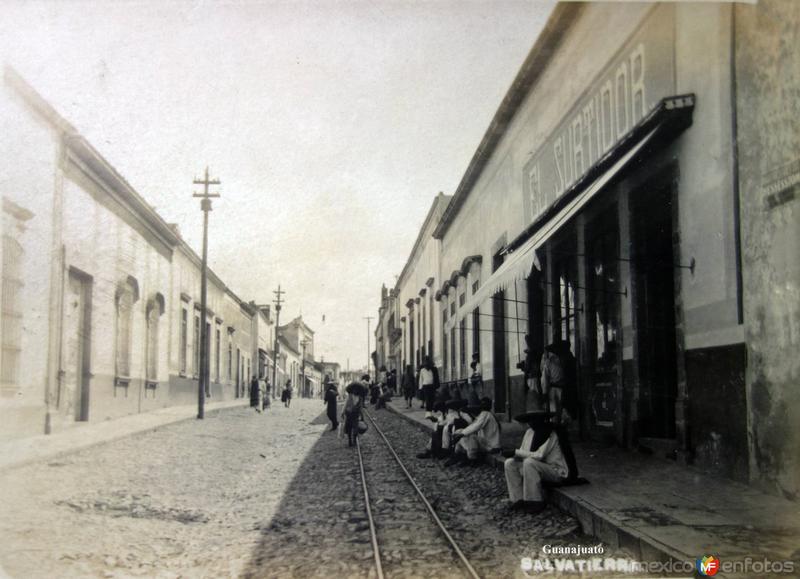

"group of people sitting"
[415, 390, 579, 515]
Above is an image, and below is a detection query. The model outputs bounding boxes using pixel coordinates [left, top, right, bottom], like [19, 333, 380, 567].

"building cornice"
[432, 4, 581, 240]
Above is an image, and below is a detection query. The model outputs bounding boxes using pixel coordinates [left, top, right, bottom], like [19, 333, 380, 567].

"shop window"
[1, 234, 24, 391]
[588, 211, 621, 428]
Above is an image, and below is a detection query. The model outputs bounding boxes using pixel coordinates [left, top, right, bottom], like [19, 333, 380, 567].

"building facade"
[379, 1, 799, 498]
[1, 68, 337, 439]
[393, 193, 451, 379]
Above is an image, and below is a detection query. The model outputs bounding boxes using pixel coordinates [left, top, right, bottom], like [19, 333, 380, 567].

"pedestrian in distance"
[418, 356, 440, 419]
[503, 411, 573, 514]
[282, 379, 293, 408]
[342, 381, 366, 447]
[401, 364, 416, 409]
[250, 375, 261, 412]
[262, 379, 271, 411]
[324, 382, 339, 431]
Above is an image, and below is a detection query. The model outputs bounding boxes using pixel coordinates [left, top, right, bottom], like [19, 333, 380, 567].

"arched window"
[115, 277, 139, 383]
[145, 294, 165, 384]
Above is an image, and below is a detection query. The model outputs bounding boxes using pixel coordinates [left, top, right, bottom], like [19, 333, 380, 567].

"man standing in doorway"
[418, 356, 440, 419]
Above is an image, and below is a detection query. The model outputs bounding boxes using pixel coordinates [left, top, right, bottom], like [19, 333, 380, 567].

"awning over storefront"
[460, 94, 695, 315]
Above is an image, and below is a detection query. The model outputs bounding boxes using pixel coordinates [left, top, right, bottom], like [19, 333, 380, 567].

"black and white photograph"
[0, 0, 798, 577]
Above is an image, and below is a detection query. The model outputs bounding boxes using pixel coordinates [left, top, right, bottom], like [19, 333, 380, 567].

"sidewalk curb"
[0, 400, 248, 473]
[385, 403, 688, 565]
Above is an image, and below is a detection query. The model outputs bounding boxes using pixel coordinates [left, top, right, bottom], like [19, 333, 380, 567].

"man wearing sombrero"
[504, 410, 569, 514]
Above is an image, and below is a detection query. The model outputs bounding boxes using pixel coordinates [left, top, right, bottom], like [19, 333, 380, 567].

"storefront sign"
[523, 7, 676, 223]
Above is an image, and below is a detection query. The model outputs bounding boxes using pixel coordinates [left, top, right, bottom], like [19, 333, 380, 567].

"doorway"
[63, 269, 92, 421]
[491, 251, 507, 414]
[632, 182, 678, 439]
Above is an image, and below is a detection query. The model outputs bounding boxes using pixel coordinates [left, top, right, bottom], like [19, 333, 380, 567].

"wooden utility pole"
[271, 285, 284, 399]
[193, 167, 220, 419]
[364, 316, 374, 381]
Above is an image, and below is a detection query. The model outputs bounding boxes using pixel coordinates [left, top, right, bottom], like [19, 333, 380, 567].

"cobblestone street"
[0, 401, 329, 578]
[0, 400, 613, 578]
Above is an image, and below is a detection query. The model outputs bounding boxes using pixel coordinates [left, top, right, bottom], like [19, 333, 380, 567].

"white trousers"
[504, 457, 565, 502]
[456, 433, 492, 459]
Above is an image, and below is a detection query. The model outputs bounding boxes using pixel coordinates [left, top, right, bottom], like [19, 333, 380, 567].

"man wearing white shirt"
[418, 357, 439, 418]
[449, 397, 501, 466]
[504, 411, 569, 513]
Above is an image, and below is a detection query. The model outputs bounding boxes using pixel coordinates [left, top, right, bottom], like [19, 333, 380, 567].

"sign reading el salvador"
[523, 6, 676, 223]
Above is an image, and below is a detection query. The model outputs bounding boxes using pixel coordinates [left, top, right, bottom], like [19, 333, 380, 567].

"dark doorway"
[64, 269, 92, 421]
[586, 209, 621, 433]
[409, 317, 415, 373]
[492, 251, 507, 415]
[632, 182, 678, 439]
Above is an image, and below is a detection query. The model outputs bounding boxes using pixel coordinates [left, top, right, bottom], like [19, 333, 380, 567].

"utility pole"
[364, 316, 373, 382]
[271, 285, 284, 399]
[193, 167, 220, 420]
[300, 338, 309, 398]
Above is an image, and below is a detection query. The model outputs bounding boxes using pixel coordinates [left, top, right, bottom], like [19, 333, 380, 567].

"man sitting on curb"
[441, 398, 473, 454]
[504, 410, 570, 514]
[447, 397, 500, 466]
[416, 401, 449, 459]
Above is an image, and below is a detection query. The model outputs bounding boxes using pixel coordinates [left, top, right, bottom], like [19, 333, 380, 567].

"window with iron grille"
[472, 308, 480, 360]
[145, 304, 160, 382]
[1, 235, 23, 391]
[115, 281, 137, 381]
[215, 326, 221, 382]
[180, 307, 188, 374]
[459, 320, 466, 377]
[193, 313, 200, 377]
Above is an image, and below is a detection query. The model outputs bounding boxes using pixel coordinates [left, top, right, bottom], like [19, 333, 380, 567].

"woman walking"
[342, 382, 366, 447]
[401, 364, 416, 409]
[324, 382, 339, 431]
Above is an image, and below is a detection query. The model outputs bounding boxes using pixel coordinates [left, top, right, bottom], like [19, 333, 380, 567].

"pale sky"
[0, 0, 554, 369]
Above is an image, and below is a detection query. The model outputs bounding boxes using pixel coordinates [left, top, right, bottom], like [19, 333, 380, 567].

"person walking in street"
[342, 381, 366, 447]
[282, 379, 293, 408]
[262, 378, 271, 411]
[250, 375, 261, 412]
[418, 356, 440, 419]
[401, 364, 416, 409]
[324, 382, 339, 432]
[503, 411, 570, 514]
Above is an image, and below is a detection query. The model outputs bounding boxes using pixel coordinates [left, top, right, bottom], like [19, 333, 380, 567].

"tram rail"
[355, 409, 481, 579]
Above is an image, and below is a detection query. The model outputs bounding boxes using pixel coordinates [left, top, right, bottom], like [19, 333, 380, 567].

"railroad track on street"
[355, 409, 481, 579]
